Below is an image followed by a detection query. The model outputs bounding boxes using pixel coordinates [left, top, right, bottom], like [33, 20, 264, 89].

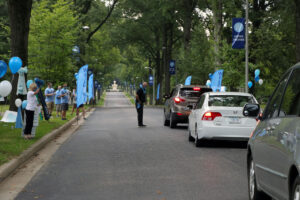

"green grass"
[97, 91, 106, 107]
[0, 110, 78, 166]
[125, 92, 135, 105]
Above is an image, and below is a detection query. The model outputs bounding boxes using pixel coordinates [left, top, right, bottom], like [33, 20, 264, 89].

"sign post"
[169, 60, 176, 75]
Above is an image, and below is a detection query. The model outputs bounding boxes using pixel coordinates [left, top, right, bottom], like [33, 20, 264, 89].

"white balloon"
[259, 79, 263, 85]
[15, 98, 22, 107]
[0, 80, 12, 97]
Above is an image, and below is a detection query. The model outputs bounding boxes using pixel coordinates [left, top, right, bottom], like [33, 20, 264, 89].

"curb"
[144, 105, 164, 110]
[0, 107, 94, 183]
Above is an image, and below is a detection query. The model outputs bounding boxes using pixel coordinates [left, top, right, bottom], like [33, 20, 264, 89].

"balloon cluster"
[0, 57, 23, 79]
[206, 73, 213, 87]
[248, 69, 264, 89]
[14, 98, 27, 109]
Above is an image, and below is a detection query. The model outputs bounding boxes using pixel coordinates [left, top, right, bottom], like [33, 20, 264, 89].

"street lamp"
[145, 66, 155, 105]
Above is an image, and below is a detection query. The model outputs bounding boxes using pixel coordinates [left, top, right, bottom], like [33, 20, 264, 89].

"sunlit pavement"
[16, 92, 248, 200]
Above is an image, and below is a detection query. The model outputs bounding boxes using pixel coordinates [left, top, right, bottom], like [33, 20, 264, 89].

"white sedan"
[188, 92, 258, 147]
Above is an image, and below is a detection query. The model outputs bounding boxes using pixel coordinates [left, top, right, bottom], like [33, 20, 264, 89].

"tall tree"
[295, 0, 300, 61]
[8, 0, 32, 111]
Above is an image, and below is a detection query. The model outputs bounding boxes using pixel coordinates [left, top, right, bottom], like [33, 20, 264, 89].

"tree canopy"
[2, 0, 300, 108]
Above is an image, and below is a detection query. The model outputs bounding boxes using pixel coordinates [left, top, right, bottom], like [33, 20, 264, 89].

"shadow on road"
[198, 140, 248, 149]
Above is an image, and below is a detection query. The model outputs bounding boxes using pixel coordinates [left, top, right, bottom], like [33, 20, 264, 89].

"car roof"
[292, 62, 300, 70]
[206, 92, 253, 96]
[177, 84, 211, 89]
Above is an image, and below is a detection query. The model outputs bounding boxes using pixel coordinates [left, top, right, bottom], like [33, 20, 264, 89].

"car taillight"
[193, 87, 201, 91]
[202, 112, 222, 121]
[174, 97, 185, 104]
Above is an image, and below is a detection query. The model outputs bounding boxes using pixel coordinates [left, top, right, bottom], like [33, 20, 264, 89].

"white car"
[188, 92, 258, 147]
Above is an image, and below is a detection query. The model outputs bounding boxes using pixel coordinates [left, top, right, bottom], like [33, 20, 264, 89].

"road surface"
[16, 92, 248, 200]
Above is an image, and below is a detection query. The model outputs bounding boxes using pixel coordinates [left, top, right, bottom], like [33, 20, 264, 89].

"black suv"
[163, 85, 212, 128]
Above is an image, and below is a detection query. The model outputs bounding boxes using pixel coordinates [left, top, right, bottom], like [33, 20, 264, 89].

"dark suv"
[163, 85, 212, 128]
[243, 63, 300, 200]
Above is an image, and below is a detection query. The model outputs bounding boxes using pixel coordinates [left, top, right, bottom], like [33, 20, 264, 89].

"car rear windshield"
[208, 95, 256, 107]
[180, 88, 212, 98]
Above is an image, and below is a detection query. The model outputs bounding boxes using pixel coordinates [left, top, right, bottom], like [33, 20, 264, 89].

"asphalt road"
[16, 92, 249, 200]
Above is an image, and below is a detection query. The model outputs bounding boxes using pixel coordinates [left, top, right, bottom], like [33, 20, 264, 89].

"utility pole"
[245, 0, 249, 93]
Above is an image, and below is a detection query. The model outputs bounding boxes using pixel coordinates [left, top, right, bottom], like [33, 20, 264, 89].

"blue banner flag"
[77, 65, 88, 108]
[211, 69, 224, 92]
[169, 60, 176, 75]
[156, 83, 160, 100]
[185, 76, 192, 85]
[149, 75, 153, 86]
[232, 18, 245, 49]
[88, 74, 94, 100]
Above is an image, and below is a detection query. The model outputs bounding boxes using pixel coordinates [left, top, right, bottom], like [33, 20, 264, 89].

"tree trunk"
[295, 0, 300, 62]
[183, 0, 195, 51]
[163, 23, 174, 96]
[155, 32, 163, 105]
[8, 0, 33, 111]
[212, 0, 223, 69]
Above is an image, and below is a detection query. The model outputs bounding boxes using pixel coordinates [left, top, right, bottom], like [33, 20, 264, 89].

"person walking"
[136, 82, 147, 127]
[55, 86, 62, 117]
[24, 83, 40, 139]
[45, 82, 55, 116]
[60, 83, 69, 120]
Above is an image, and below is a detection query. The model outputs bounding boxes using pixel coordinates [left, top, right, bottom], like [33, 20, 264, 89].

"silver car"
[243, 63, 300, 200]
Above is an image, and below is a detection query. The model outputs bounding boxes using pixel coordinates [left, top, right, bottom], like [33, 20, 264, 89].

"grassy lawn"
[125, 92, 135, 105]
[0, 106, 82, 166]
[97, 91, 106, 107]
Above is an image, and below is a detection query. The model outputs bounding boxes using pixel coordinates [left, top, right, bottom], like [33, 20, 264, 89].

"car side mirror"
[243, 104, 260, 118]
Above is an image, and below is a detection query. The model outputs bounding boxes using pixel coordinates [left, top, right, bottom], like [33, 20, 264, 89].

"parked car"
[244, 64, 300, 200]
[163, 85, 212, 128]
[188, 92, 258, 147]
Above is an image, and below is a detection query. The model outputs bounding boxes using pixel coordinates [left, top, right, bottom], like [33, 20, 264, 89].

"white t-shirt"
[26, 91, 38, 111]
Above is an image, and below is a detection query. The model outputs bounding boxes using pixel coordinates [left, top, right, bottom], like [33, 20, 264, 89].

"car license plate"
[229, 117, 241, 124]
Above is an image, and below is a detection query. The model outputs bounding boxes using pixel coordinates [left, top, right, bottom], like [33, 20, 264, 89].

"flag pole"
[245, 0, 249, 93]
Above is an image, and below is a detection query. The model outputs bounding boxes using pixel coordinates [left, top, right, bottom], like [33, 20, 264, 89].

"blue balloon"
[27, 80, 33, 89]
[209, 73, 213, 79]
[248, 81, 253, 89]
[22, 100, 27, 109]
[9, 57, 22, 74]
[255, 69, 260, 77]
[0, 60, 7, 78]
[74, 73, 79, 80]
[255, 76, 260, 83]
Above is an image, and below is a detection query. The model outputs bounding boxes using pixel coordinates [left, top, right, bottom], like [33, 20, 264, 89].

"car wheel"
[291, 176, 300, 200]
[163, 111, 170, 126]
[170, 112, 176, 128]
[195, 124, 203, 147]
[188, 126, 194, 142]
[248, 158, 270, 200]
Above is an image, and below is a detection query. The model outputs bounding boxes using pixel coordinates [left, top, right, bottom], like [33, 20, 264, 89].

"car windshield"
[180, 88, 211, 98]
[208, 95, 256, 107]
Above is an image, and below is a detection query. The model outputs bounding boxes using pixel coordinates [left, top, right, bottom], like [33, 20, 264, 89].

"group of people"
[23, 82, 86, 139]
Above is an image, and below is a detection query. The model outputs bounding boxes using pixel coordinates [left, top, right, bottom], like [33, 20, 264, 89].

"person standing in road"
[60, 83, 69, 120]
[45, 82, 55, 116]
[24, 83, 40, 139]
[55, 85, 62, 117]
[136, 82, 147, 127]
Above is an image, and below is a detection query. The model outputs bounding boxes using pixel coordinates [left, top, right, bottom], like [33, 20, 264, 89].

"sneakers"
[138, 124, 147, 127]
